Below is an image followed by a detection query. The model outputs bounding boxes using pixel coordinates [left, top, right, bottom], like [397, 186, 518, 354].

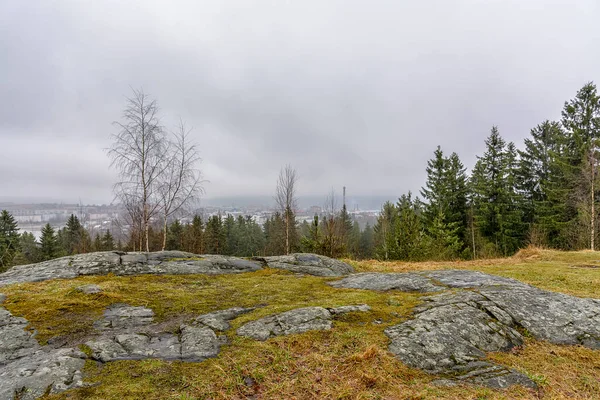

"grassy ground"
[1, 248, 599, 399]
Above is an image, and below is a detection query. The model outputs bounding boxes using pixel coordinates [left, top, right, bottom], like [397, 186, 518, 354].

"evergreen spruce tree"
[183, 215, 204, 254]
[63, 214, 83, 255]
[471, 127, 524, 256]
[0, 210, 20, 270]
[223, 214, 238, 255]
[166, 220, 184, 250]
[40, 223, 60, 261]
[301, 215, 323, 254]
[517, 120, 564, 245]
[421, 146, 449, 224]
[264, 213, 286, 256]
[204, 215, 225, 254]
[560, 82, 600, 249]
[93, 233, 102, 251]
[374, 201, 398, 260]
[421, 148, 468, 257]
[395, 193, 427, 260]
[358, 223, 375, 259]
[102, 230, 115, 251]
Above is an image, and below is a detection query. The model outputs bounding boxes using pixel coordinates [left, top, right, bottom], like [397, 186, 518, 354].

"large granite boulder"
[237, 304, 370, 341]
[254, 253, 354, 276]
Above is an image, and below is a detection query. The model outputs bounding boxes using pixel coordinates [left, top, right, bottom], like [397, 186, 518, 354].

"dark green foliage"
[15, 232, 40, 265]
[264, 213, 286, 256]
[358, 223, 375, 259]
[204, 215, 225, 254]
[470, 127, 525, 256]
[0, 210, 21, 270]
[420, 147, 469, 258]
[40, 223, 60, 261]
[183, 215, 204, 254]
[166, 220, 184, 250]
[102, 230, 115, 251]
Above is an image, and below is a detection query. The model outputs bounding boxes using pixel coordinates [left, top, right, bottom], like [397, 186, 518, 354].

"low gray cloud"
[1, 0, 599, 204]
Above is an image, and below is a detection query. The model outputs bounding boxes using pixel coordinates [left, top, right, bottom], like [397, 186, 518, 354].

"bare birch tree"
[275, 165, 298, 255]
[158, 119, 204, 250]
[107, 88, 167, 252]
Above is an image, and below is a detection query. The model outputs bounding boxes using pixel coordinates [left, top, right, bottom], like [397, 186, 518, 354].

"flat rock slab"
[254, 253, 354, 276]
[0, 251, 264, 287]
[237, 304, 370, 341]
[0, 305, 86, 399]
[86, 305, 253, 363]
[329, 272, 444, 292]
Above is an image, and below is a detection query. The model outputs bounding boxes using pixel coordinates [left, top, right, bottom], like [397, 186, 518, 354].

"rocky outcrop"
[385, 291, 534, 388]
[329, 272, 444, 292]
[0, 252, 356, 286]
[254, 253, 354, 276]
[343, 269, 600, 388]
[0, 303, 86, 399]
[237, 305, 370, 341]
[86, 304, 254, 363]
[0, 251, 263, 286]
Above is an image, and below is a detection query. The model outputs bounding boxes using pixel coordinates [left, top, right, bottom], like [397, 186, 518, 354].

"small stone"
[0, 293, 5, 303]
[327, 304, 371, 315]
[75, 284, 102, 294]
[194, 307, 255, 331]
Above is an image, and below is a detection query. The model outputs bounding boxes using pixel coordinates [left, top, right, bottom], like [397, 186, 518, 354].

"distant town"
[0, 200, 381, 240]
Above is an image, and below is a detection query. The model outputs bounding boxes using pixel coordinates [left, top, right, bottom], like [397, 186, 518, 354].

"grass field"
[2, 248, 600, 399]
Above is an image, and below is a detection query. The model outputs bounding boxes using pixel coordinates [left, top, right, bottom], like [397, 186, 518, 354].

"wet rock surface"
[86, 304, 254, 363]
[237, 304, 370, 341]
[254, 253, 354, 276]
[0, 302, 86, 400]
[329, 272, 445, 292]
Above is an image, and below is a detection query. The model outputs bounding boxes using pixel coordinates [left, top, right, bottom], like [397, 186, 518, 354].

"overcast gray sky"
[1, 0, 599, 204]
